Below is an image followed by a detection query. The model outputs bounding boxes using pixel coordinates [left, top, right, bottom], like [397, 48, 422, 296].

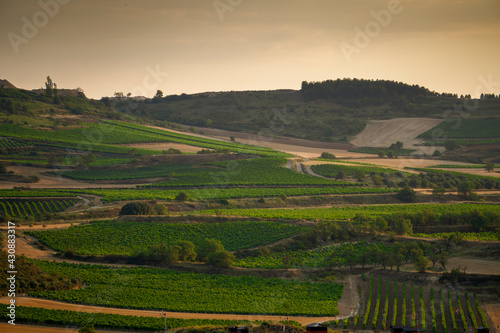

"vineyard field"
[102, 120, 286, 157]
[78, 186, 396, 203]
[0, 189, 76, 198]
[234, 241, 392, 269]
[30, 261, 343, 316]
[0, 306, 257, 331]
[419, 118, 500, 139]
[27, 220, 308, 255]
[311, 164, 410, 178]
[0, 123, 161, 155]
[0, 198, 76, 217]
[0, 136, 29, 149]
[196, 203, 500, 221]
[58, 157, 361, 187]
[411, 232, 498, 241]
[351, 276, 488, 332]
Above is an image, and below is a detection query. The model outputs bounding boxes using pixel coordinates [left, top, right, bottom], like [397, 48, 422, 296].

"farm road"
[0, 297, 339, 326]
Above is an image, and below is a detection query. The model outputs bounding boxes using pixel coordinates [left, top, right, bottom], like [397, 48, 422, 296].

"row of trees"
[301, 78, 436, 101]
[326, 241, 448, 273]
[128, 238, 234, 268]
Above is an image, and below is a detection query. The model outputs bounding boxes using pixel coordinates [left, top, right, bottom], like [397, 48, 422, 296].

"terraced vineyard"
[419, 118, 500, 139]
[0, 189, 76, 198]
[311, 163, 409, 178]
[57, 157, 361, 187]
[0, 198, 76, 218]
[352, 276, 489, 332]
[31, 261, 343, 316]
[0, 123, 161, 155]
[0, 306, 256, 332]
[196, 203, 500, 221]
[234, 241, 392, 269]
[102, 120, 286, 156]
[27, 220, 308, 255]
[412, 232, 498, 241]
[77, 186, 395, 203]
[0, 136, 29, 149]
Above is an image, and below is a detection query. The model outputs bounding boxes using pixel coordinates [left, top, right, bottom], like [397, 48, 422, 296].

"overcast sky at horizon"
[1, 0, 499, 99]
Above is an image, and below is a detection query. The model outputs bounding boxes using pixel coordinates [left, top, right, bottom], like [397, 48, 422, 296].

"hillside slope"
[350, 118, 443, 153]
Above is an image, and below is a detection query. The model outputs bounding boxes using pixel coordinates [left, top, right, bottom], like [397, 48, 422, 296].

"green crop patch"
[419, 118, 500, 139]
[235, 241, 392, 269]
[31, 261, 343, 316]
[57, 157, 362, 186]
[0, 306, 256, 331]
[27, 220, 308, 255]
[196, 203, 500, 221]
[311, 164, 410, 178]
[0, 198, 76, 218]
[78, 186, 396, 203]
[102, 120, 288, 157]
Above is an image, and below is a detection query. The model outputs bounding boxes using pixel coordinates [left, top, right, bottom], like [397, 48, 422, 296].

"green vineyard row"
[0, 199, 75, 217]
[31, 261, 343, 316]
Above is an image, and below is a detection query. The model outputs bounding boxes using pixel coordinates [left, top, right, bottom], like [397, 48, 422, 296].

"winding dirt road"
[0, 297, 339, 326]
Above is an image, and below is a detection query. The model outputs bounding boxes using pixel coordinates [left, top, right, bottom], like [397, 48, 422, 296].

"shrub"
[119, 202, 153, 215]
[396, 186, 417, 203]
[175, 191, 189, 202]
[320, 152, 335, 159]
[207, 250, 234, 268]
[153, 203, 168, 215]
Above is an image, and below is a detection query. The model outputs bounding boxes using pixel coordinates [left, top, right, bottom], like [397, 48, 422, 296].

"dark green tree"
[197, 238, 224, 262]
[207, 250, 234, 268]
[396, 186, 417, 203]
[176, 240, 197, 261]
[119, 202, 153, 215]
[175, 191, 189, 202]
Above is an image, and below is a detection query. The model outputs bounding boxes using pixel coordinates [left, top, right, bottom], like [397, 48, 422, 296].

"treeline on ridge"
[301, 78, 437, 102]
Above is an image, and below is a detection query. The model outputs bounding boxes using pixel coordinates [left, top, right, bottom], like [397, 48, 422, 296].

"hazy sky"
[1, 0, 499, 98]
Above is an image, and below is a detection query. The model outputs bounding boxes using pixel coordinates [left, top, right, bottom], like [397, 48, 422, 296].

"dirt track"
[0, 297, 337, 326]
[0, 323, 128, 333]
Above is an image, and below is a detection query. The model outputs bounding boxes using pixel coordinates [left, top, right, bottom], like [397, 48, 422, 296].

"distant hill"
[1, 77, 499, 146]
[0, 79, 16, 89]
[134, 79, 500, 143]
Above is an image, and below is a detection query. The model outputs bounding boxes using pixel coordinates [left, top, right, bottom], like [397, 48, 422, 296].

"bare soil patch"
[446, 257, 500, 275]
[350, 118, 443, 153]
[485, 303, 500, 332]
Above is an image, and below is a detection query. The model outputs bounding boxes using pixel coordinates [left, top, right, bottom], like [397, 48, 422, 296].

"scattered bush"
[119, 202, 153, 215]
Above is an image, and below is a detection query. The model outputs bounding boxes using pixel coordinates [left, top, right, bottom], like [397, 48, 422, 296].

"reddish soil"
[0, 323, 128, 333]
[485, 303, 500, 332]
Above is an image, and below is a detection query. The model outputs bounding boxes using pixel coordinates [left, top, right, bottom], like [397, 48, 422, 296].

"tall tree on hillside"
[44, 76, 57, 98]
[485, 162, 495, 173]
